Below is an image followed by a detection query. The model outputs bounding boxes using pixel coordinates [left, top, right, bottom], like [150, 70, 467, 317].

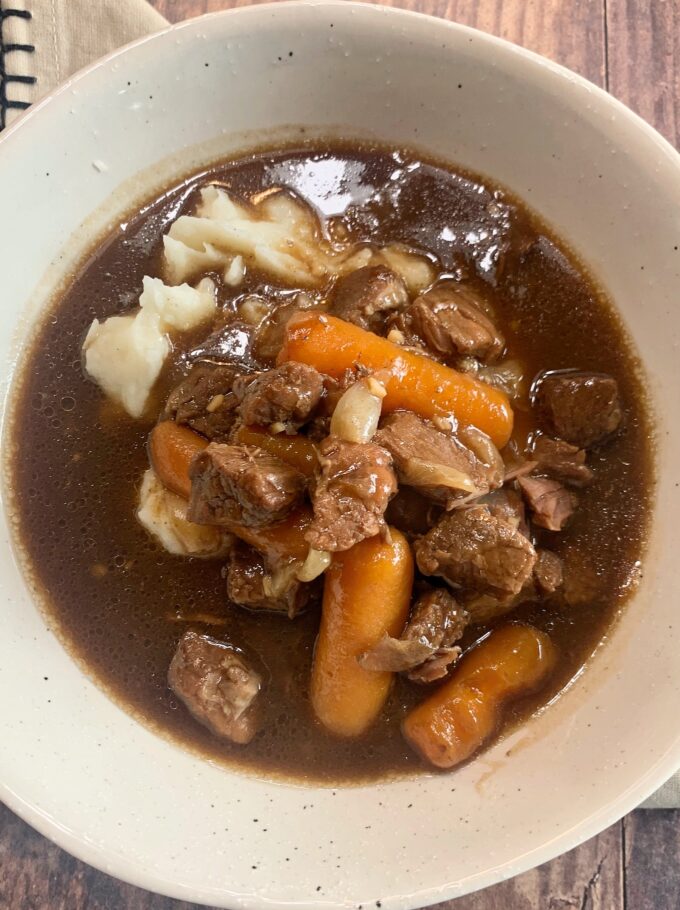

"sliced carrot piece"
[311, 529, 414, 737]
[226, 508, 313, 563]
[278, 312, 514, 449]
[232, 424, 318, 477]
[402, 623, 557, 769]
[148, 421, 208, 500]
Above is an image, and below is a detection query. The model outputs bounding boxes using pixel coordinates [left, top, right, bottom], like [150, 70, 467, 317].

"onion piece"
[458, 425, 504, 486]
[297, 548, 332, 582]
[262, 560, 302, 599]
[477, 359, 525, 399]
[223, 255, 245, 286]
[330, 378, 384, 444]
[402, 458, 480, 494]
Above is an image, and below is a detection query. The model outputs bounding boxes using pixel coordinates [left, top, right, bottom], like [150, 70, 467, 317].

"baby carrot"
[402, 623, 556, 769]
[226, 508, 313, 563]
[311, 529, 414, 737]
[148, 420, 208, 499]
[232, 424, 318, 477]
[278, 312, 514, 448]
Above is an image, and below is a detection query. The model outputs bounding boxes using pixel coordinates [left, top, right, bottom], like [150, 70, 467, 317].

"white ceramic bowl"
[1, 3, 679, 907]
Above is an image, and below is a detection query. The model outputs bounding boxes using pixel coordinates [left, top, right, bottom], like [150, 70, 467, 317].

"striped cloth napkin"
[0, 0, 166, 127]
[0, 0, 676, 809]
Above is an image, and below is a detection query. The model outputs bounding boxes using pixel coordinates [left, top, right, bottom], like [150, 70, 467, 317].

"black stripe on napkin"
[0, 5, 36, 130]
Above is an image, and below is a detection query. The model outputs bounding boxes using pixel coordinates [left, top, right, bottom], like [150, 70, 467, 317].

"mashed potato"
[137, 469, 232, 557]
[163, 185, 435, 292]
[82, 277, 216, 418]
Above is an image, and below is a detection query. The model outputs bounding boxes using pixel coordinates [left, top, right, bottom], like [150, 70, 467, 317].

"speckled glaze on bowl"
[0, 3, 679, 908]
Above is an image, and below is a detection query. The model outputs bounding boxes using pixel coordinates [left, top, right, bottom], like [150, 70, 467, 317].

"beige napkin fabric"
[0, 0, 167, 127]
[0, 0, 677, 811]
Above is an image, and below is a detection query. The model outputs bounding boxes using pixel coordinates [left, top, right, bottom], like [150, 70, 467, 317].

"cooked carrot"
[311, 529, 414, 737]
[148, 420, 208, 499]
[278, 312, 514, 449]
[226, 508, 313, 563]
[232, 424, 318, 477]
[402, 623, 556, 769]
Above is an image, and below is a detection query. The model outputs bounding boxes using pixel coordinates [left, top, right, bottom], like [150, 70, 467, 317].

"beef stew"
[6, 142, 652, 782]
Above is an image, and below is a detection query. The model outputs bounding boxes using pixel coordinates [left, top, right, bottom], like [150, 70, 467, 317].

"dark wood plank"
[154, 0, 606, 86]
[0, 803, 214, 910]
[606, 0, 680, 146]
[0, 801, 622, 910]
[606, 4, 680, 899]
[623, 810, 680, 910]
[436, 822, 623, 910]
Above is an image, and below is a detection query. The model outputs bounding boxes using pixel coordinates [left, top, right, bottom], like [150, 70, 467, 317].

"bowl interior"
[1, 4, 679, 908]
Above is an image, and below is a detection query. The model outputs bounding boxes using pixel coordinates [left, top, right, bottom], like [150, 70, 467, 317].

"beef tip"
[375, 411, 502, 509]
[465, 549, 563, 623]
[399, 587, 468, 652]
[188, 444, 305, 528]
[533, 549, 564, 595]
[402, 588, 468, 683]
[358, 588, 468, 683]
[358, 636, 435, 673]
[168, 630, 261, 744]
[531, 435, 593, 487]
[518, 475, 575, 532]
[330, 266, 409, 334]
[233, 362, 323, 430]
[164, 362, 240, 440]
[480, 488, 529, 537]
[403, 283, 505, 363]
[306, 436, 397, 551]
[385, 487, 442, 538]
[225, 542, 313, 618]
[415, 505, 537, 598]
[533, 370, 622, 448]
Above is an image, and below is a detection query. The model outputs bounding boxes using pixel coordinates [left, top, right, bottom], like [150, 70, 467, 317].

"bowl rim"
[1, 2, 680, 907]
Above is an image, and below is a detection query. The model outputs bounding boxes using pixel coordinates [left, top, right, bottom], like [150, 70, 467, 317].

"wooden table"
[2, 0, 679, 907]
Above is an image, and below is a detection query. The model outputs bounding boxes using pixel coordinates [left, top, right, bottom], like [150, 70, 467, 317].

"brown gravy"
[6, 143, 652, 783]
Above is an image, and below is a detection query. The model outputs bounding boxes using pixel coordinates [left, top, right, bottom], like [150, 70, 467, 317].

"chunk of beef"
[188, 444, 305, 528]
[533, 549, 564, 595]
[164, 362, 240, 440]
[404, 284, 505, 363]
[233, 362, 323, 430]
[225, 542, 312, 618]
[531, 435, 593, 487]
[375, 411, 502, 509]
[168, 630, 261, 744]
[533, 370, 622, 448]
[385, 487, 442, 538]
[415, 505, 537, 598]
[465, 548, 564, 624]
[329, 265, 409, 334]
[306, 436, 397, 551]
[518, 475, 575, 532]
[480, 488, 529, 537]
[358, 587, 468, 683]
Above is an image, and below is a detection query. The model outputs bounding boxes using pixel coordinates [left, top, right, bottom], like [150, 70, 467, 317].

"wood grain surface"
[2, 1, 679, 908]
